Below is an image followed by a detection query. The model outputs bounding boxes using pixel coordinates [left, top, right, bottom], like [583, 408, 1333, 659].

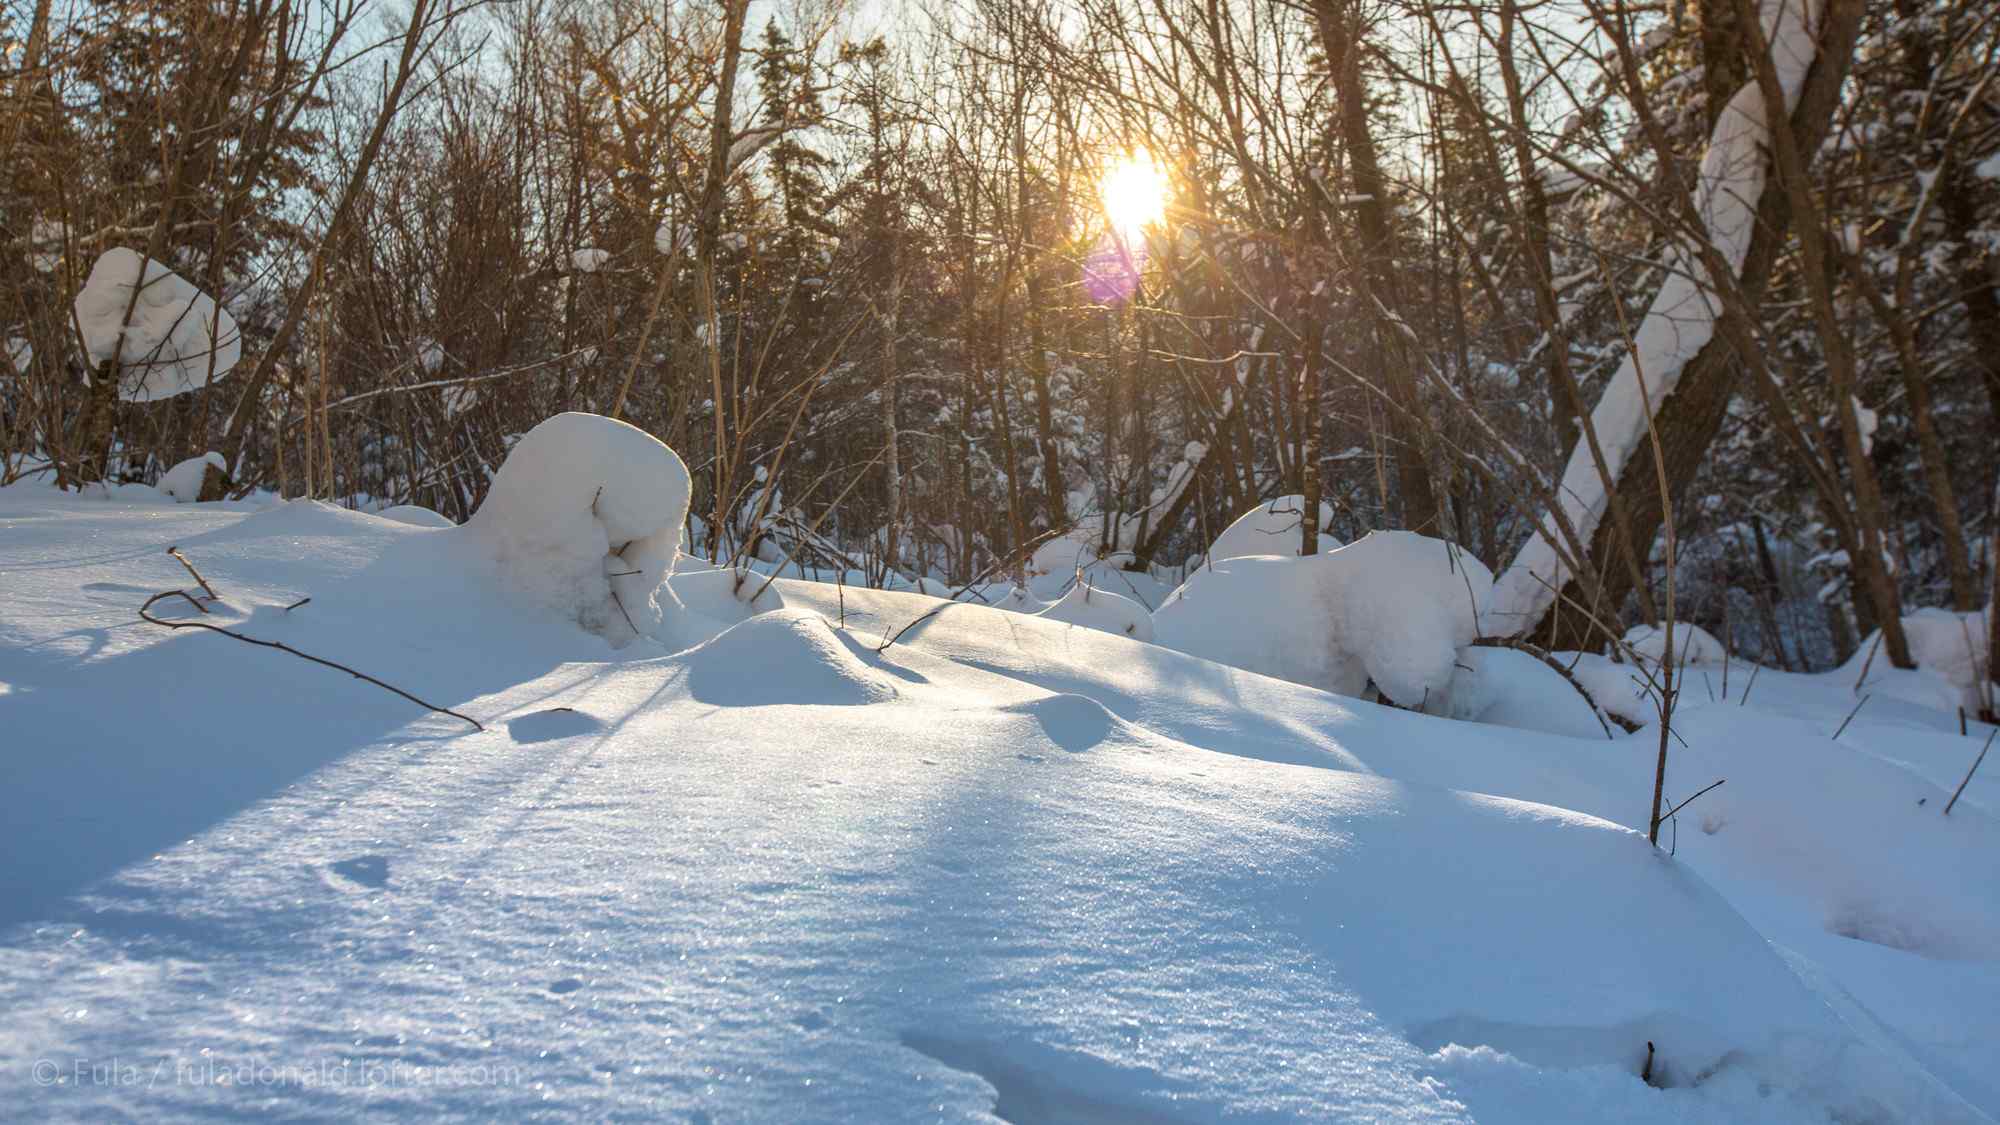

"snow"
[1032, 581, 1155, 641]
[72, 248, 242, 402]
[1853, 395, 1879, 455]
[155, 451, 225, 503]
[375, 503, 455, 528]
[1155, 530, 1491, 709]
[1, 468, 1996, 1122]
[1206, 494, 1342, 561]
[1869, 606, 1993, 715]
[1488, 0, 1829, 633]
[570, 248, 610, 273]
[4, 335, 30, 372]
[1442, 647, 1613, 740]
[1623, 621, 1730, 667]
[465, 412, 692, 648]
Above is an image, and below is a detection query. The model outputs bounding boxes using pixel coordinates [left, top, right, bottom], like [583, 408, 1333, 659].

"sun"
[1100, 150, 1169, 240]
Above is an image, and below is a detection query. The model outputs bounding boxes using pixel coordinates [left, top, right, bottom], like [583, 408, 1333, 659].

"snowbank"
[1033, 581, 1154, 641]
[73, 248, 242, 401]
[1155, 530, 1491, 708]
[467, 412, 691, 647]
[1207, 494, 1342, 560]
[154, 451, 225, 503]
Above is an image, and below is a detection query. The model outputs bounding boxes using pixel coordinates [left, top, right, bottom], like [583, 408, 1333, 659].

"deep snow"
[1, 479, 1996, 1121]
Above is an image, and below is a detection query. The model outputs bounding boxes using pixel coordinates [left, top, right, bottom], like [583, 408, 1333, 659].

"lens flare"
[1100, 150, 1169, 240]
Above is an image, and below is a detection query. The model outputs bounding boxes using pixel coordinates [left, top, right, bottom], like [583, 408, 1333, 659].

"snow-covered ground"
[2, 478, 1996, 1121]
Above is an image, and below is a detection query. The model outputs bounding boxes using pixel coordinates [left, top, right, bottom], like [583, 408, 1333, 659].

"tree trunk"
[1307, 0, 1438, 534]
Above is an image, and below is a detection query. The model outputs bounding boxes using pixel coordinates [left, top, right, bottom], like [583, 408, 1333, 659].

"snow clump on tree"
[73, 248, 241, 401]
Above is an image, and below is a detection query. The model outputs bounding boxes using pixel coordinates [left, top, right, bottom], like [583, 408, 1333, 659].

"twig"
[1943, 729, 1995, 816]
[1853, 631, 1884, 694]
[1832, 693, 1870, 740]
[138, 591, 483, 731]
[1661, 777, 1726, 822]
[283, 596, 311, 612]
[157, 589, 210, 616]
[167, 546, 218, 601]
[876, 605, 947, 653]
[1472, 637, 1638, 737]
[1738, 662, 1761, 707]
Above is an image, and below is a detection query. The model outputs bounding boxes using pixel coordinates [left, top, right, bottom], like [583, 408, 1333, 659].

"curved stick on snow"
[138, 590, 484, 731]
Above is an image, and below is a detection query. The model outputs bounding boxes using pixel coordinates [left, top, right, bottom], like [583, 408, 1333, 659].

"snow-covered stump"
[468, 413, 691, 647]
[156, 452, 229, 503]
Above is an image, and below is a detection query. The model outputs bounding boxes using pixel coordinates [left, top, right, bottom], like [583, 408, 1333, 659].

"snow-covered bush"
[73, 248, 241, 401]
[1207, 495, 1342, 561]
[155, 452, 226, 503]
[467, 412, 690, 647]
[1154, 530, 1490, 708]
[1034, 582, 1154, 641]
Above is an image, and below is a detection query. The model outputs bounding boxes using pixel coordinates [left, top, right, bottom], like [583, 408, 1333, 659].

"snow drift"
[1033, 581, 1154, 640]
[0, 484, 1994, 1121]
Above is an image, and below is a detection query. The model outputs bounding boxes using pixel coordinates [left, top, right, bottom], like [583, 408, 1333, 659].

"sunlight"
[1100, 150, 1169, 241]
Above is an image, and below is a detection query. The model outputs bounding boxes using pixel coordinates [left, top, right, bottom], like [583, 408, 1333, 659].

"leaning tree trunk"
[1495, 0, 1865, 651]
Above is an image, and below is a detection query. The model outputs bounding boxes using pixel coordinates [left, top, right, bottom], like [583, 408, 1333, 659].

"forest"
[2, 0, 1997, 679]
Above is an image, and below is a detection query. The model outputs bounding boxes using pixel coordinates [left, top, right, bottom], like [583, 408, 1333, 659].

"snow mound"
[1153, 554, 1360, 696]
[1335, 532, 1492, 707]
[73, 248, 242, 401]
[1887, 607, 1992, 714]
[684, 608, 901, 706]
[658, 563, 763, 650]
[1033, 582, 1155, 641]
[154, 452, 225, 503]
[376, 503, 454, 528]
[1623, 622, 1728, 667]
[1208, 494, 1342, 560]
[1155, 530, 1490, 707]
[467, 412, 691, 647]
[1443, 646, 1610, 739]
